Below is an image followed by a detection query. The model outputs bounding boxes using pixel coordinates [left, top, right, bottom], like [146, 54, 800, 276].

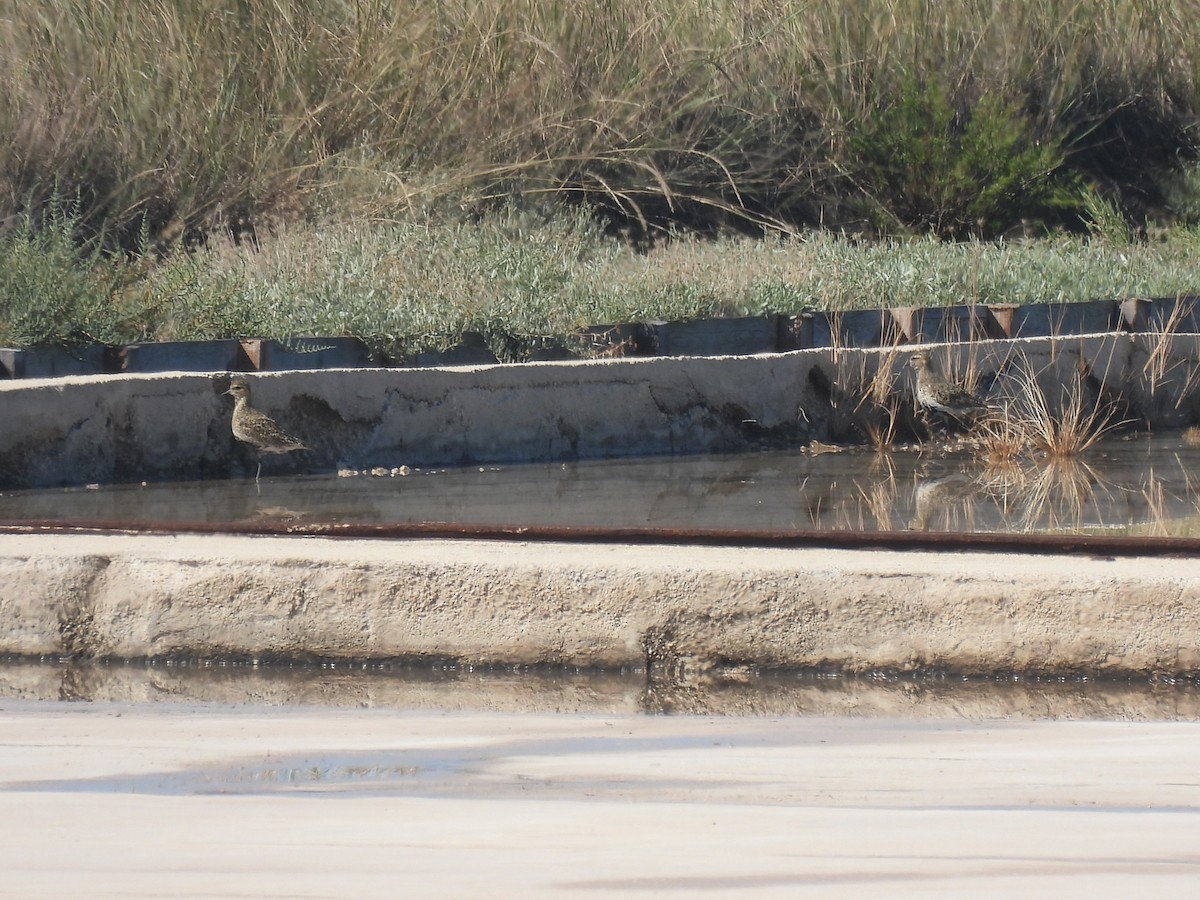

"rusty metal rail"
[2, 517, 1199, 557]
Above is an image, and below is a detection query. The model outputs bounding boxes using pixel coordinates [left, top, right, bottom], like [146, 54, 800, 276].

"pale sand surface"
[0, 700, 1198, 898]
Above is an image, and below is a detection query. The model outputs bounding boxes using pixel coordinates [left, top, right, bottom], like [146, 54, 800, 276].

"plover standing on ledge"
[224, 377, 307, 482]
[909, 351, 989, 426]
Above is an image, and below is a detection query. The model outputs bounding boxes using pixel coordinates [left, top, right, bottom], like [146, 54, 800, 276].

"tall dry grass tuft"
[856, 343, 910, 452]
[977, 352, 1127, 459]
[1137, 297, 1200, 416]
[818, 344, 912, 451]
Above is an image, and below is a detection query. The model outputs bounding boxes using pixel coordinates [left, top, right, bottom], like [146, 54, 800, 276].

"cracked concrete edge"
[2, 332, 1197, 488]
[2, 532, 1199, 677]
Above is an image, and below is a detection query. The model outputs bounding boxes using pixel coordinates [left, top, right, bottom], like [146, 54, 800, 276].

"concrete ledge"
[2, 531, 1199, 676]
[3, 331, 1199, 488]
[0, 352, 816, 487]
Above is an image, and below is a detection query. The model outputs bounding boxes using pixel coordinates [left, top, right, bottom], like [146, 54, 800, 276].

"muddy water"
[2, 433, 1200, 536]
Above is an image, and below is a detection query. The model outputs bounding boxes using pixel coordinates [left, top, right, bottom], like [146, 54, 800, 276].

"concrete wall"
[0, 353, 815, 488]
[5, 332, 1200, 676]
[1, 531, 1199, 677]
[3, 331, 1199, 488]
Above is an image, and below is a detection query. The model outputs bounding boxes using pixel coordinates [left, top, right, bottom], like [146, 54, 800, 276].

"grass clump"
[976, 353, 1127, 461]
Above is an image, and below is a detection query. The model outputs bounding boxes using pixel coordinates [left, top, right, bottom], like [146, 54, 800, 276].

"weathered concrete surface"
[2, 331, 1198, 488]
[0, 353, 816, 488]
[2, 531, 1199, 676]
[2, 702, 1199, 897]
[4, 333, 1200, 676]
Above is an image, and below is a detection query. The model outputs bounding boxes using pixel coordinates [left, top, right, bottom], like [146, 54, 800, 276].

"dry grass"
[1, 0, 1199, 243]
[1137, 298, 1200, 414]
[976, 351, 1128, 460]
[855, 343, 910, 452]
[815, 343, 912, 450]
[5, 2, 1200, 346]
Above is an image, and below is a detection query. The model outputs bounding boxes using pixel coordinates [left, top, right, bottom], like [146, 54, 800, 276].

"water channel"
[3, 432, 1200, 536]
[5, 432, 1200, 718]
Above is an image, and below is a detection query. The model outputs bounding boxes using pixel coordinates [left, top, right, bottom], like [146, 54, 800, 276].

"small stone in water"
[371, 467, 389, 477]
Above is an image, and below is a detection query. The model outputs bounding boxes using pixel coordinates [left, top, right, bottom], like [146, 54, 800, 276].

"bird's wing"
[239, 409, 305, 447]
[945, 386, 987, 409]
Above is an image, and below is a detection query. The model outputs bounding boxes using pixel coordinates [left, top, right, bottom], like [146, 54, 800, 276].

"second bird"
[225, 376, 308, 482]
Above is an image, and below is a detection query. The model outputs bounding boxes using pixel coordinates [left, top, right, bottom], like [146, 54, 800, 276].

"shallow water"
[3, 434, 1200, 535]
[1, 657, 1198, 721]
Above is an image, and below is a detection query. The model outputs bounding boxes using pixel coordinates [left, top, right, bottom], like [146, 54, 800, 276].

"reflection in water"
[28, 757, 429, 796]
[3, 434, 1200, 536]
[906, 456, 1125, 534]
[2, 657, 1198, 721]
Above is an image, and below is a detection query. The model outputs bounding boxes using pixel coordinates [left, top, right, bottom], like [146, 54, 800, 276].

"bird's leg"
[254, 459, 262, 484]
[916, 409, 935, 443]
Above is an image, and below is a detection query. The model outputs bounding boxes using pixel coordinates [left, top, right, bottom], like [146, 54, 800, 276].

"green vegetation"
[3, 1, 1200, 350]
[5, 204, 1200, 354]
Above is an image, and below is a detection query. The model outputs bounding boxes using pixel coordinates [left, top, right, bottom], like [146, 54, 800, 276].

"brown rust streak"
[1, 517, 1198, 557]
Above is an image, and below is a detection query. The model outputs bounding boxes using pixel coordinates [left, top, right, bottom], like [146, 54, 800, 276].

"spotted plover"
[909, 352, 989, 426]
[224, 377, 307, 482]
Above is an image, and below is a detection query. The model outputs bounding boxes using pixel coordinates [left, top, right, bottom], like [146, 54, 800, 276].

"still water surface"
[3, 433, 1200, 535]
[5, 437, 1199, 721]
[1, 657, 1197, 721]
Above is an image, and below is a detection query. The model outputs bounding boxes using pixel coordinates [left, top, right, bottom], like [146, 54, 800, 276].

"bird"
[224, 377, 307, 482]
[909, 352, 990, 426]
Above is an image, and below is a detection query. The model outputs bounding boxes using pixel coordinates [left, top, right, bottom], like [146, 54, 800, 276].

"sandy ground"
[1, 699, 1198, 898]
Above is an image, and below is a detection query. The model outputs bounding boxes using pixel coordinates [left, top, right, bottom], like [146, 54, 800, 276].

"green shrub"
[846, 79, 1081, 237]
[6, 202, 1200, 352]
[0, 204, 126, 346]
